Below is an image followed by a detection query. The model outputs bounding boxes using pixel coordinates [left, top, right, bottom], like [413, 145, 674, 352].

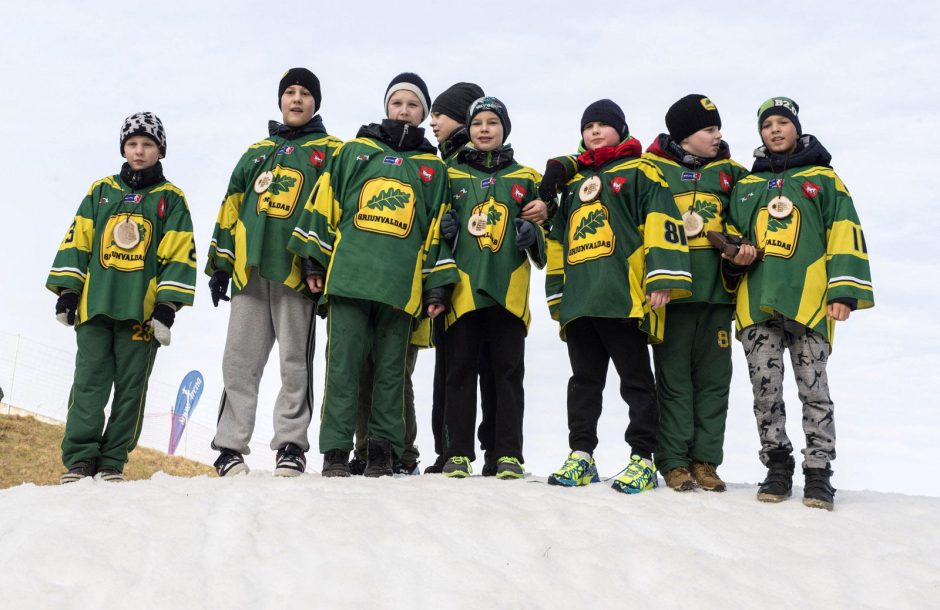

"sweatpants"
[319, 296, 412, 459]
[62, 315, 159, 471]
[652, 303, 733, 472]
[213, 274, 315, 454]
[354, 344, 420, 464]
[431, 316, 497, 459]
[740, 315, 835, 469]
[564, 316, 657, 459]
[443, 307, 525, 463]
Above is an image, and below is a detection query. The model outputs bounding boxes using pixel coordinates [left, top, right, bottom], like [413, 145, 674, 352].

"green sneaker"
[495, 457, 525, 480]
[547, 452, 599, 487]
[611, 455, 658, 494]
[443, 456, 472, 478]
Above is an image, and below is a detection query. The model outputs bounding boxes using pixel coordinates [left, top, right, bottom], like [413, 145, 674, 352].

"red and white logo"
[157, 196, 166, 219]
[610, 176, 627, 193]
[719, 171, 732, 193]
[802, 179, 820, 199]
[309, 149, 325, 167]
[419, 165, 435, 182]
[511, 183, 526, 203]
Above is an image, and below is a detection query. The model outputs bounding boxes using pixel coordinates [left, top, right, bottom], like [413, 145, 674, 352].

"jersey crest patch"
[610, 176, 626, 193]
[419, 165, 435, 182]
[802, 179, 820, 199]
[567, 202, 616, 265]
[511, 183, 526, 203]
[354, 178, 416, 238]
[719, 171, 732, 193]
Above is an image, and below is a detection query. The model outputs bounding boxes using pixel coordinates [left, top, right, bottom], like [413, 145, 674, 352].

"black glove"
[151, 302, 176, 328]
[301, 257, 326, 281]
[537, 158, 570, 202]
[423, 285, 453, 315]
[208, 270, 231, 307]
[55, 290, 79, 326]
[440, 209, 458, 246]
[514, 218, 536, 251]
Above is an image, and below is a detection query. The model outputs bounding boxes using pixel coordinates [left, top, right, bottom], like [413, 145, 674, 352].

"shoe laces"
[622, 456, 653, 479]
[450, 456, 471, 467]
[497, 457, 522, 468]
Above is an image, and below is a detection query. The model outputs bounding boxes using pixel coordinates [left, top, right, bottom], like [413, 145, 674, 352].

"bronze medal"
[468, 213, 487, 236]
[767, 195, 794, 219]
[113, 218, 140, 249]
[254, 170, 274, 194]
[683, 211, 705, 237]
[579, 176, 602, 202]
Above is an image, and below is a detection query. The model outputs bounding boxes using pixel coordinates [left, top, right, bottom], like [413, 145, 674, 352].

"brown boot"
[691, 462, 726, 492]
[663, 466, 697, 492]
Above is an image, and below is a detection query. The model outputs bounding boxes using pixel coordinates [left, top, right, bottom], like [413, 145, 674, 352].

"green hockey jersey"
[726, 136, 874, 344]
[445, 153, 546, 331]
[288, 132, 457, 317]
[643, 136, 749, 305]
[47, 173, 196, 325]
[206, 123, 341, 295]
[545, 139, 692, 342]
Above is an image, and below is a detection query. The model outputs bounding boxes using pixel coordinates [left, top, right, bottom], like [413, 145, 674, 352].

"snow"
[2, 472, 938, 609]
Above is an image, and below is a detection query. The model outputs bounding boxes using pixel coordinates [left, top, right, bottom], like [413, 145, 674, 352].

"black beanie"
[466, 96, 511, 139]
[580, 99, 628, 137]
[278, 68, 322, 112]
[432, 82, 485, 123]
[665, 94, 722, 143]
[385, 72, 431, 121]
[757, 96, 802, 135]
[120, 112, 167, 158]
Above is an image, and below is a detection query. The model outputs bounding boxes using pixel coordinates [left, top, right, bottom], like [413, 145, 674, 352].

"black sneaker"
[274, 443, 306, 477]
[95, 467, 124, 482]
[60, 459, 97, 484]
[757, 451, 794, 503]
[364, 437, 393, 478]
[481, 456, 498, 477]
[322, 449, 351, 477]
[214, 449, 249, 477]
[394, 460, 420, 475]
[423, 455, 446, 474]
[803, 466, 836, 511]
[348, 456, 367, 476]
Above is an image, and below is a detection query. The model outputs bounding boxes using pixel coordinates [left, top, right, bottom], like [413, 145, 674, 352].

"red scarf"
[577, 137, 642, 168]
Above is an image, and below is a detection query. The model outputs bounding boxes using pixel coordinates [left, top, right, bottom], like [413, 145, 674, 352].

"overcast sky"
[1, 1, 937, 495]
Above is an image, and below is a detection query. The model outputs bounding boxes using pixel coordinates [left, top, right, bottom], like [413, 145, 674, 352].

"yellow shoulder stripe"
[247, 139, 276, 150]
[87, 176, 121, 195]
[346, 138, 385, 152]
[503, 167, 541, 182]
[152, 182, 186, 199]
[793, 167, 850, 195]
[448, 167, 473, 180]
[642, 152, 680, 168]
[737, 174, 765, 185]
[411, 153, 444, 163]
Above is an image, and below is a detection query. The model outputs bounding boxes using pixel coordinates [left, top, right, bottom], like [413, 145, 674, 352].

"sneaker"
[757, 450, 794, 503]
[60, 459, 97, 484]
[443, 456, 472, 478]
[495, 457, 525, 480]
[611, 455, 658, 494]
[423, 455, 446, 474]
[348, 456, 367, 476]
[322, 449, 351, 477]
[274, 443, 306, 477]
[394, 460, 420, 475]
[802, 466, 836, 511]
[95, 467, 124, 482]
[363, 438, 393, 478]
[690, 462, 726, 492]
[214, 449, 249, 477]
[663, 466, 697, 492]
[481, 455, 498, 477]
[547, 451, 599, 487]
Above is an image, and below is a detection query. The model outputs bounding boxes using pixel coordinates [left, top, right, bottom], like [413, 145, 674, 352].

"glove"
[55, 290, 79, 326]
[149, 302, 176, 346]
[301, 257, 326, 281]
[423, 285, 453, 315]
[537, 158, 570, 202]
[514, 218, 536, 251]
[208, 270, 231, 307]
[440, 209, 458, 246]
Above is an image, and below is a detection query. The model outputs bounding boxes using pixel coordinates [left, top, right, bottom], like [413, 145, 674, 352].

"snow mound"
[1, 472, 938, 609]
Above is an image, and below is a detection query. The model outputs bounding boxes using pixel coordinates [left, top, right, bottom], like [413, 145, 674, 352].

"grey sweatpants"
[740, 315, 835, 469]
[212, 273, 315, 454]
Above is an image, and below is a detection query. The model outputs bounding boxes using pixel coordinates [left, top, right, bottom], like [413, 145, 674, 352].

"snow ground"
[1, 471, 937, 609]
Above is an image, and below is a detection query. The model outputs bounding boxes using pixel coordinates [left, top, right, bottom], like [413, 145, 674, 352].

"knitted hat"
[665, 94, 722, 142]
[432, 82, 484, 123]
[580, 99, 628, 137]
[757, 96, 801, 135]
[466, 96, 511, 139]
[278, 68, 322, 112]
[120, 112, 166, 158]
[385, 72, 431, 120]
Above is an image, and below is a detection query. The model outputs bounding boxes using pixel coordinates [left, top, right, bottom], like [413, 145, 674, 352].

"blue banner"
[168, 370, 204, 455]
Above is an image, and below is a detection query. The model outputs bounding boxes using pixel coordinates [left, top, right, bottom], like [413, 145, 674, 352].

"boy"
[726, 97, 874, 510]
[643, 94, 749, 492]
[290, 72, 457, 477]
[48, 112, 196, 483]
[206, 68, 341, 477]
[545, 100, 691, 494]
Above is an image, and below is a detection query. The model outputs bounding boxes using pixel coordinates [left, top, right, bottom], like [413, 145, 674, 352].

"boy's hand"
[305, 275, 324, 293]
[724, 243, 759, 266]
[427, 303, 446, 319]
[208, 271, 231, 307]
[648, 289, 671, 310]
[827, 302, 851, 321]
[520, 199, 548, 224]
[55, 290, 79, 326]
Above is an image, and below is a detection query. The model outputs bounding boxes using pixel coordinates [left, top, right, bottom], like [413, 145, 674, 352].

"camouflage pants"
[740, 316, 835, 469]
